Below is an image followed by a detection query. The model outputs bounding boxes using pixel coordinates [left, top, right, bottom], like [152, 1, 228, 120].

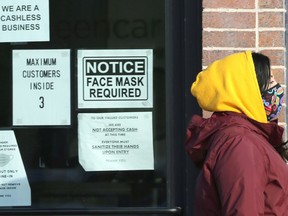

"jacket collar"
[185, 112, 284, 167]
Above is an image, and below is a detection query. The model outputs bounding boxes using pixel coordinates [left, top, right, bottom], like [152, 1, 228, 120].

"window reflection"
[0, 0, 166, 208]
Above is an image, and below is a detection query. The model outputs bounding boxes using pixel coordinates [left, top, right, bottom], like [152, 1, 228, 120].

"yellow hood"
[191, 51, 267, 123]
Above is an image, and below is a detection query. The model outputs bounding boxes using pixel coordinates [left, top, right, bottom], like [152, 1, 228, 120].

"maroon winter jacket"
[185, 112, 288, 215]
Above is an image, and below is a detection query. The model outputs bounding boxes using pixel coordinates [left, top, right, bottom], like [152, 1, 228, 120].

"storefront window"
[0, 0, 166, 209]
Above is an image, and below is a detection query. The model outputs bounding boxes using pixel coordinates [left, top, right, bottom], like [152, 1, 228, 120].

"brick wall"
[202, 0, 286, 132]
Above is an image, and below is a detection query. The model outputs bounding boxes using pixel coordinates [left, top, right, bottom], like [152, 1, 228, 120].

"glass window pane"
[0, 0, 166, 209]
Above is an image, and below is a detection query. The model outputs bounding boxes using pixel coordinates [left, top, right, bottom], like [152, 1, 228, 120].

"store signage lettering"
[85, 59, 145, 74]
[1, 5, 41, 31]
[55, 19, 163, 40]
[13, 49, 71, 126]
[24, 58, 58, 90]
[0, 0, 49, 43]
[78, 49, 153, 108]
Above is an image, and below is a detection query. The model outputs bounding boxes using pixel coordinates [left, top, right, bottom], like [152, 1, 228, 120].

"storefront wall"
[0, 0, 202, 215]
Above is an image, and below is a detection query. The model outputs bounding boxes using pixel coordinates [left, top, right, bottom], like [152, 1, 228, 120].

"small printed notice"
[0, 130, 31, 206]
[13, 49, 71, 126]
[0, 0, 49, 43]
[78, 112, 154, 171]
[77, 49, 153, 109]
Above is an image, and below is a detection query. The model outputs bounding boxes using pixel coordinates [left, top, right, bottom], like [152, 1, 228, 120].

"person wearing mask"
[185, 51, 287, 215]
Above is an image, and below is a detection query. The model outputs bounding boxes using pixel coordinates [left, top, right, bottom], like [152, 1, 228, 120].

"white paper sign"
[0, 130, 31, 206]
[78, 112, 154, 171]
[77, 49, 153, 108]
[0, 0, 50, 43]
[13, 49, 71, 126]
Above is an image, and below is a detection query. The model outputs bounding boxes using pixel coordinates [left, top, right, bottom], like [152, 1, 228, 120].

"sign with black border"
[78, 112, 154, 171]
[77, 49, 153, 109]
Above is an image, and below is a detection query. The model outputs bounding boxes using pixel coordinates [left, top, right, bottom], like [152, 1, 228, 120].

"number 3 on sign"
[39, 96, 44, 108]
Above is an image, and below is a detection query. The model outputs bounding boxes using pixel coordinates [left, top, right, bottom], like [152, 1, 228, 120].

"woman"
[185, 51, 287, 215]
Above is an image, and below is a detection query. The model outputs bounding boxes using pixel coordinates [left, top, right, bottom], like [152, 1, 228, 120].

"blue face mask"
[262, 83, 284, 121]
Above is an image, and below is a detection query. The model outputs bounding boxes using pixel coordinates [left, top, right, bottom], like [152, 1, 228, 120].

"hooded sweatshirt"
[191, 50, 267, 123]
[186, 51, 288, 215]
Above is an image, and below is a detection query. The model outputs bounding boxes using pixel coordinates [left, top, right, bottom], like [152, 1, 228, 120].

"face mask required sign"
[0, 0, 49, 43]
[12, 49, 71, 126]
[77, 49, 153, 109]
[78, 112, 154, 171]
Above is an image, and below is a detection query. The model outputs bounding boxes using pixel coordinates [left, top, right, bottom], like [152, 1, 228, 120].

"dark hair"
[252, 52, 271, 93]
[275, 141, 288, 163]
[252, 52, 288, 162]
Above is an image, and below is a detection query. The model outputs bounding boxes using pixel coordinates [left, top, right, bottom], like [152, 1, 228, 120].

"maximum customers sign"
[78, 49, 153, 109]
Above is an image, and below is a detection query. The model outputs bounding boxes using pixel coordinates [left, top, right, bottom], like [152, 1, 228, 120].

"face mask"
[262, 83, 284, 121]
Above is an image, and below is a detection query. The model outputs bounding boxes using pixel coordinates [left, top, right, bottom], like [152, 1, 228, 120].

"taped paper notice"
[13, 49, 71, 126]
[0, 0, 50, 43]
[78, 112, 154, 171]
[0, 130, 31, 206]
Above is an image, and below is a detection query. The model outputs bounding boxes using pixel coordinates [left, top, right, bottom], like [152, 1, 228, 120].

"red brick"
[259, 31, 284, 47]
[259, 0, 284, 8]
[203, 31, 255, 47]
[271, 68, 285, 84]
[259, 12, 284, 28]
[203, 50, 239, 66]
[259, 49, 285, 66]
[203, 0, 254, 8]
[278, 108, 285, 122]
[203, 12, 255, 29]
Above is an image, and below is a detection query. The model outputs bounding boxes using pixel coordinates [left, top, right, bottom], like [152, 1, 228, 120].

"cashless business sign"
[77, 49, 153, 108]
[0, 0, 49, 43]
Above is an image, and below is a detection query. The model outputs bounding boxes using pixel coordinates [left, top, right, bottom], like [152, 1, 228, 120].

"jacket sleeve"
[213, 135, 267, 215]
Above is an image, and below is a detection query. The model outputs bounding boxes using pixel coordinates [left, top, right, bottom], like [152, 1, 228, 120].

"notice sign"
[13, 49, 71, 126]
[78, 112, 154, 171]
[0, 130, 31, 206]
[77, 49, 153, 109]
[0, 0, 49, 43]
